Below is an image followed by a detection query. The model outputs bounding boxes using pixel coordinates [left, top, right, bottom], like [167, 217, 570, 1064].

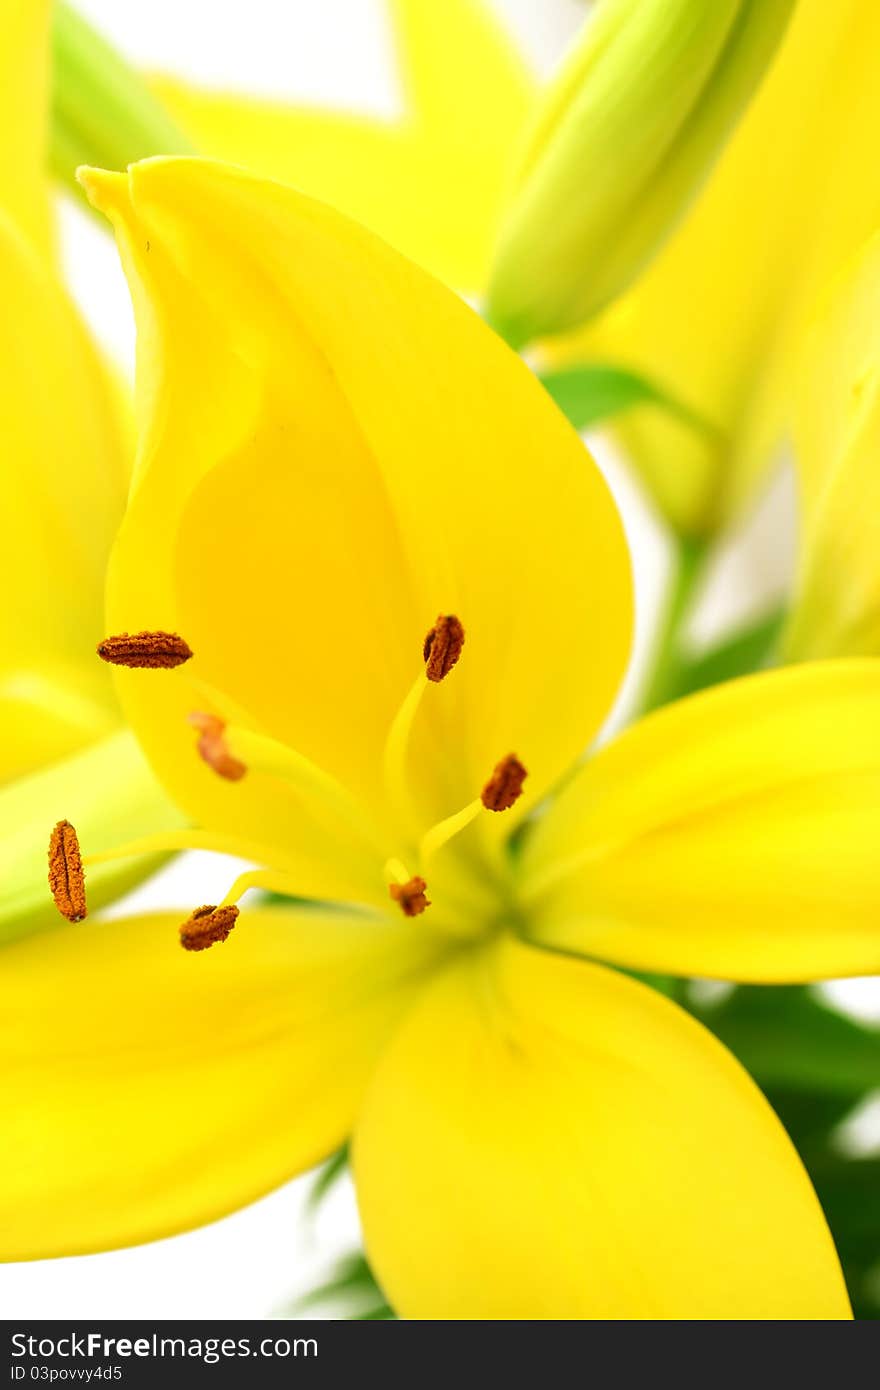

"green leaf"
[689, 984, 880, 1318]
[688, 984, 880, 1098]
[539, 363, 717, 437]
[673, 608, 785, 698]
[293, 1251, 396, 1321]
[801, 1152, 880, 1319]
[304, 1144, 349, 1217]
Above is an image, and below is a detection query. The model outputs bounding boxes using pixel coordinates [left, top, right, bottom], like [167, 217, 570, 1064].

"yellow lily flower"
[149, 0, 535, 294]
[0, 1, 184, 939]
[4, 154, 868, 1318]
[486, 0, 796, 347]
[783, 233, 880, 661]
[558, 0, 880, 537]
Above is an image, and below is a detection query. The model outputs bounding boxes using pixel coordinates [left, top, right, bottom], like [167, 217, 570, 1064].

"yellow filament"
[219, 867, 303, 907]
[384, 857, 413, 887]
[82, 829, 232, 865]
[419, 797, 483, 865]
[382, 673, 427, 837]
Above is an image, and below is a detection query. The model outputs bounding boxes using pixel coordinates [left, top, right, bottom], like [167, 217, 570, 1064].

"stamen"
[47, 819, 87, 922]
[389, 876, 430, 917]
[481, 754, 527, 812]
[383, 613, 465, 835]
[423, 615, 464, 682]
[179, 904, 239, 952]
[97, 631, 193, 668]
[189, 711, 247, 781]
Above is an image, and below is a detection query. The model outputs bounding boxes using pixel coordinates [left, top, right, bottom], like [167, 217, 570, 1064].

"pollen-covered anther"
[97, 631, 193, 669]
[481, 754, 528, 812]
[47, 819, 87, 922]
[389, 876, 431, 917]
[188, 712, 247, 782]
[179, 904, 240, 952]
[423, 614, 464, 682]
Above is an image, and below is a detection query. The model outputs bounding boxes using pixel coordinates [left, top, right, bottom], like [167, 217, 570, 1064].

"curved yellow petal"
[149, 0, 535, 292]
[354, 938, 850, 1318]
[784, 234, 880, 659]
[0, 905, 446, 1259]
[0, 729, 185, 944]
[80, 158, 631, 891]
[554, 0, 880, 536]
[0, 208, 128, 781]
[1, 0, 52, 255]
[521, 662, 880, 981]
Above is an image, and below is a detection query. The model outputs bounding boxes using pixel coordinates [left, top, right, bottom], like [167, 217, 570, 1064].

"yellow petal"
[0, 905, 446, 1259]
[354, 938, 850, 1318]
[552, 0, 880, 536]
[521, 662, 880, 981]
[784, 233, 880, 659]
[80, 158, 631, 892]
[0, 729, 186, 944]
[149, 0, 535, 292]
[1, 0, 52, 255]
[0, 208, 129, 781]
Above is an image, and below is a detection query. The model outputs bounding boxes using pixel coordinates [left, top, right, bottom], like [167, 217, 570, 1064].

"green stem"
[638, 535, 709, 715]
[51, 3, 195, 200]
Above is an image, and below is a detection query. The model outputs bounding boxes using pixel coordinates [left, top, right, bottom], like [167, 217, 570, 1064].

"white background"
[2, 0, 877, 1320]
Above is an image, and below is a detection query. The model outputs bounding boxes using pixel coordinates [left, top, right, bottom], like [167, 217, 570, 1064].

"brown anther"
[179, 904, 240, 952]
[481, 754, 527, 812]
[97, 631, 193, 669]
[389, 876, 431, 918]
[47, 820, 87, 922]
[423, 614, 464, 682]
[188, 712, 247, 782]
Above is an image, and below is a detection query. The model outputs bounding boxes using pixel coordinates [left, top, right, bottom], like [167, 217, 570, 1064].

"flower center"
[69, 616, 528, 948]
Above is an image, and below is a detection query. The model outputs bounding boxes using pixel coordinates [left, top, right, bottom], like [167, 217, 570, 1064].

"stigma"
[47, 819, 87, 922]
[189, 712, 247, 781]
[97, 631, 193, 668]
[423, 615, 464, 682]
[180, 904, 240, 951]
[389, 876, 431, 917]
[481, 754, 527, 812]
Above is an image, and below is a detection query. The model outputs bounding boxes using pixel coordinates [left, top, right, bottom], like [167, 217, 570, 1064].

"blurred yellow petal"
[0, 208, 128, 781]
[1, 0, 52, 254]
[80, 158, 631, 893]
[784, 234, 880, 659]
[150, 0, 535, 292]
[556, 0, 880, 536]
[0, 730, 185, 945]
[0, 906, 445, 1259]
[354, 938, 850, 1318]
[522, 663, 880, 981]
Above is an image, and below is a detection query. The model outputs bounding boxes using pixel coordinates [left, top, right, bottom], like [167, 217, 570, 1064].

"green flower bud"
[487, 0, 796, 347]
